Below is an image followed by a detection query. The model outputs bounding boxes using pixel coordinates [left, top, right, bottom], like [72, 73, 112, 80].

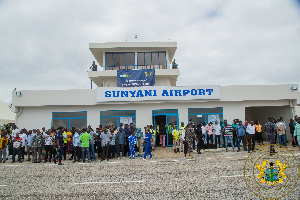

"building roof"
[89, 42, 177, 66]
[0, 99, 15, 125]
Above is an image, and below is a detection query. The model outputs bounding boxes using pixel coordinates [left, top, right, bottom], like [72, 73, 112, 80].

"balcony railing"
[90, 64, 178, 71]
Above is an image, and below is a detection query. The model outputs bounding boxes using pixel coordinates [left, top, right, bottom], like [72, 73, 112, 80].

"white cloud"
[0, 0, 300, 105]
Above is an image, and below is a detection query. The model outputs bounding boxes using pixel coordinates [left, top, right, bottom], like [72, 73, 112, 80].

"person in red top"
[12, 133, 22, 163]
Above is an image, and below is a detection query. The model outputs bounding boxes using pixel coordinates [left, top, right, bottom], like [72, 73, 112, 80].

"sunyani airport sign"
[96, 85, 220, 102]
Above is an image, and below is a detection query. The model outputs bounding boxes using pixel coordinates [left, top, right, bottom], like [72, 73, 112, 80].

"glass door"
[166, 115, 177, 146]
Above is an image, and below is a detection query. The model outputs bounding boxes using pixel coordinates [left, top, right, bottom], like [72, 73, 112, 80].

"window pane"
[145, 53, 151, 66]
[152, 53, 159, 65]
[120, 53, 126, 66]
[137, 53, 144, 66]
[159, 52, 166, 69]
[100, 110, 135, 117]
[105, 53, 112, 66]
[52, 119, 69, 129]
[70, 118, 87, 130]
[126, 53, 135, 66]
[52, 112, 87, 118]
[113, 54, 120, 66]
[101, 117, 117, 127]
[188, 107, 223, 115]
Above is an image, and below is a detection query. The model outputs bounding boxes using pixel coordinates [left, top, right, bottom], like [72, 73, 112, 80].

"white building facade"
[12, 42, 300, 146]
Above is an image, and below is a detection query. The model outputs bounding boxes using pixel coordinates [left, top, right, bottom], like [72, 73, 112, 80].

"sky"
[0, 0, 300, 105]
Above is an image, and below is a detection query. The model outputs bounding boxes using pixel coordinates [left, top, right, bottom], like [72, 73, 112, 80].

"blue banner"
[117, 69, 155, 87]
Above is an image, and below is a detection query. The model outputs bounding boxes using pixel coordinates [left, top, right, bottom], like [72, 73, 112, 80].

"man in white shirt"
[246, 121, 256, 153]
[27, 130, 34, 161]
[19, 129, 27, 162]
[213, 121, 222, 148]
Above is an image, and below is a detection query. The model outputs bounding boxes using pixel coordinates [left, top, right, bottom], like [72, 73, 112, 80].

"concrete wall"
[15, 100, 292, 132]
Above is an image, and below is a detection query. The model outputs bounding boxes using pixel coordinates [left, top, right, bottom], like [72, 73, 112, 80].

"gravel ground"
[0, 146, 299, 200]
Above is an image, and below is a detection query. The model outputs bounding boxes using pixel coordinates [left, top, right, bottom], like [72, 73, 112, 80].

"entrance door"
[166, 115, 177, 146]
[152, 110, 178, 147]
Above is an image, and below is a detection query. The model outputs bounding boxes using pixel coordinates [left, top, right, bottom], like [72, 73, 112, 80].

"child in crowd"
[128, 130, 136, 159]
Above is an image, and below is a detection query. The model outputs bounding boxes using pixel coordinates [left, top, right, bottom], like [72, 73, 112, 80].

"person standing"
[232, 120, 238, 147]
[195, 124, 203, 154]
[54, 127, 64, 165]
[72, 129, 81, 163]
[44, 130, 54, 162]
[100, 127, 112, 161]
[159, 123, 166, 148]
[116, 127, 126, 158]
[89, 128, 96, 161]
[143, 129, 153, 160]
[255, 121, 263, 145]
[19, 129, 27, 162]
[32, 129, 43, 163]
[247, 121, 256, 153]
[172, 124, 180, 153]
[128, 131, 137, 159]
[185, 119, 197, 159]
[222, 121, 235, 152]
[12, 133, 22, 163]
[264, 117, 276, 153]
[26, 130, 34, 161]
[276, 119, 287, 147]
[213, 121, 222, 149]
[123, 124, 130, 157]
[294, 118, 300, 150]
[235, 121, 247, 152]
[80, 128, 91, 163]
[62, 128, 68, 160]
[205, 122, 213, 149]
[179, 122, 185, 152]
[134, 125, 144, 157]
[109, 128, 117, 159]
[289, 119, 296, 147]
[149, 125, 156, 151]
[0, 131, 9, 163]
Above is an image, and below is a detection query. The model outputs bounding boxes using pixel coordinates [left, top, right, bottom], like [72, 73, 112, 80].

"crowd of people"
[0, 115, 299, 165]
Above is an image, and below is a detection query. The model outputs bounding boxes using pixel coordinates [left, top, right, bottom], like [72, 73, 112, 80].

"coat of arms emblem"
[256, 160, 287, 185]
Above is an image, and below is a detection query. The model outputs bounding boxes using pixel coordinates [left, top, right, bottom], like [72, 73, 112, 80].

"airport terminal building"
[12, 42, 300, 146]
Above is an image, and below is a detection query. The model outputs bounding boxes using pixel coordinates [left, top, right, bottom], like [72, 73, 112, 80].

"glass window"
[188, 108, 223, 115]
[101, 117, 118, 127]
[119, 53, 126, 66]
[137, 53, 144, 66]
[126, 53, 135, 66]
[105, 53, 112, 66]
[52, 119, 69, 129]
[70, 118, 87, 129]
[144, 53, 151, 66]
[100, 110, 135, 117]
[52, 112, 87, 118]
[151, 52, 159, 65]
[113, 54, 120, 66]
[159, 52, 166, 69]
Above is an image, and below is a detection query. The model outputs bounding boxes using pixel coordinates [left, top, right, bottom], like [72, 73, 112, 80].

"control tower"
[88, 42, 179, 87]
